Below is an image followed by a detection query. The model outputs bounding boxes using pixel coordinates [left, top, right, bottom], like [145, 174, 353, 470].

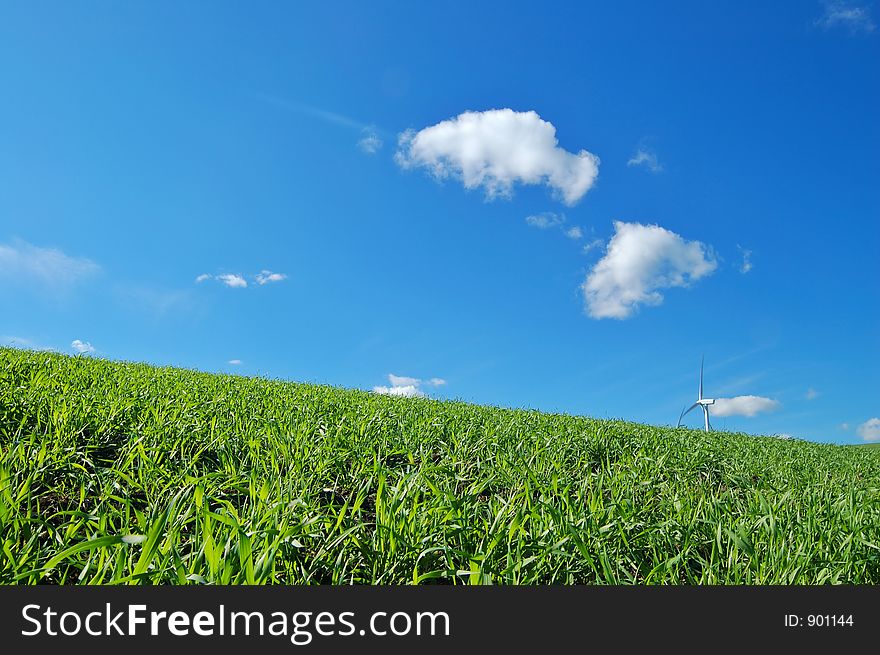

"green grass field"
[1, 347, 878, 584]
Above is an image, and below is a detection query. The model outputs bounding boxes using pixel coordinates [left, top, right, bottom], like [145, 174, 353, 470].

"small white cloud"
[0, 238, 99, 290]
[583, 238, 604, 254]
[773, 433, 794, 440]
[737, 245, 753, 274]
[216, 274, 248, 288]
[358, 127, 383, 154]
[627, 148, 663, 173]
[857, 417, 880, 441]
[373, 373, 445, 398]
[255, 270, 287, 285]
[582, 221, 717, 319]
[525, 212, 566, 230]
[228, 359, 242, 365]
[805, 388, 820, 400]
[373, 384, 425, 398]
[71, 339, 95, 354]
[815, 1, 876, 33]
[195, 273, 212, 283]
[565, 226, 583, 240]
[388, 374, 420, 387]
[840, 422, 850, 430]
[712, 395, 781, 418]
[396, 109, 600, 206]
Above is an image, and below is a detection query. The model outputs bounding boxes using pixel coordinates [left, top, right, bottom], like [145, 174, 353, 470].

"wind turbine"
[677, 356, 715, 432]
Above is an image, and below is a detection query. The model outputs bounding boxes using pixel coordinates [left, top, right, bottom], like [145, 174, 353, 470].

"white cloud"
[857, 418, 880, 441]
[373, 384, 425, 398]
[627, 148, 663, 173]
[816, 1, 876, 33]
[840, 422, 850, 430]
[396, 109, 600, 206]
[255, 270, 287, 285]
[0, 238, 99, 289]
[358, 127, 383, 154]
[228, 359, 242, 365]
[805, 388, 820, 400]
[583, 238, 604, 254]
[198, 271, 286, 287]
[71, 339, 95, 354]
[216, 274, 248, 288]
[372, 373, 445, 398]
[582, 221, 718, 319]
[525, 212, 566, 229]
[525, 212, 584, 241]
[712, 395, 781, 418]
[737, 245, 753, 273]
[388, 374, 420, 387]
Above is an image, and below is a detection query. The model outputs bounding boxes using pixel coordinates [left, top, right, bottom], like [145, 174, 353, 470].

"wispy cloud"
[254, 92, 367, 130]
[217, 274, 248, 288]
[737, 244, 753, 273]
[815, 1, 876, 33]
[0, 238, 99, 291]
[525, 212, 566, 230]
[254, 92, 388, 152]
[840, 422, 850, 430]
[255, 270, 287, 285]
[71, 339, 95, 354]
[525, 212, 586, 241]
[373, 373, 446, 398]
[197, 271, 287, 288]
[857, 417, 880, 441]
[228, 359, 242, 365]
[712, 395, 781, 417]
[1, 335, 56, 351]
[627, 148, 663, 173]
[358, 127, 383, 154]
[396, 109, 600, 206]
[583, 238, 604, 254]
[805, 388, 820, 400]
[582, 221, 717, 319]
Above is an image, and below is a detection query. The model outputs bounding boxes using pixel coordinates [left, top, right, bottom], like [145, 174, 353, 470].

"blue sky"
[1, 1, 877, 443]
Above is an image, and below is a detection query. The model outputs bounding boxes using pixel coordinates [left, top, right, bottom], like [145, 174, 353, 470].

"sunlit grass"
[1, 347, 878, 584]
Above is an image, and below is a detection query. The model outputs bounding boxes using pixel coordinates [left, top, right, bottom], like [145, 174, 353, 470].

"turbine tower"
[677, 356, 715, 432]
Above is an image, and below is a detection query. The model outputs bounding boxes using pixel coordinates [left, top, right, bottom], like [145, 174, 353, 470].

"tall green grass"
[1, 347, 878, 584]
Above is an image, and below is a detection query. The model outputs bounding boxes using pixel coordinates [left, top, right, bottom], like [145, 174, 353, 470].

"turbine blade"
[699, 355, 704, 401]
[679, 402, 700, 427]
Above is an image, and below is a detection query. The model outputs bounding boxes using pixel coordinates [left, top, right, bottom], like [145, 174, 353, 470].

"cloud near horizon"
[857, 418, 880, 441]
[396, 109, 600, 205]
[712, 395, 780, 418]
[373, 374, 446, 398]
[71, 339, 95, 354]
[582, 221, 717, 319]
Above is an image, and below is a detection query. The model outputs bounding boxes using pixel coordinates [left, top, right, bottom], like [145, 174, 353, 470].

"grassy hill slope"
[1, 347, 878, 584]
